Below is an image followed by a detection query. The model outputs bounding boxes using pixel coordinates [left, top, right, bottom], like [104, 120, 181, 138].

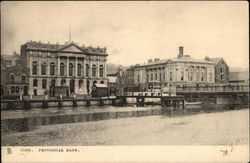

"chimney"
[178, 46, 184, 58]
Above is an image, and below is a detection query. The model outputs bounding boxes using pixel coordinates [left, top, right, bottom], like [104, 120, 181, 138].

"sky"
[1, 1, 249, 68]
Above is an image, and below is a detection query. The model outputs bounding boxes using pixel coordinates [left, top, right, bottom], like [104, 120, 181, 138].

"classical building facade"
[128, 47, 216, 92]
[20, 41, 108, 96]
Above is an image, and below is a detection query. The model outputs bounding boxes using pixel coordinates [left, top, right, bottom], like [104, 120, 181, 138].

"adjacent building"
[1, 52, 20, 67]
[20, 41, 108, 96]
[204, 57, 229, 83]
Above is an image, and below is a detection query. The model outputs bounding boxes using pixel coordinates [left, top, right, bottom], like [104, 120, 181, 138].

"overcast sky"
[1, 1, 248, 68]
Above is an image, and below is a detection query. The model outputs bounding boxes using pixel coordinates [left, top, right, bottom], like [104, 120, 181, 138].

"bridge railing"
[176, 83, 249, 93]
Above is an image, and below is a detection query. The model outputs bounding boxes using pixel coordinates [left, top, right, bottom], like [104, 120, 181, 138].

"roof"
[139, 59, 172, 67]
[23, 41, 108, 55]
[94, 84, 108, 88]
[205, 57, 224, 64]
[229, 71, 249, 81]
[169, 56, 214, 65]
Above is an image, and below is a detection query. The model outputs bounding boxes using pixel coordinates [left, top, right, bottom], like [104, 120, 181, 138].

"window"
[209, 73, 212, 82]
[99, 65, 104, 77]
[86, 64, 89, 77]
[61, 79, 66, 86]
[138, 74, 140, 83]
[69, 63, 74, 76]
[10, 74, 15, 83]
[159, 73, 162, 81]
[220, 74, 224, 80]
[201, 72, 204, 81]
[51, 79, 56, 87]
[196, 72, 199, 81]
[32, 61, 38, 75]
[181, 71, 184, 81]
[77, 64, 82, 76]
[33, 79, 38, 87]
[220, 68, 223, 73]
[170, 72, 173, 81]
[42, 79, 47, 89]
[163, 73, 165, 81]
[78, 80, 83, 88]
[16, 86, 19, 94]
[41, 62, 46, 75]
[146, 74, 149, 82]
[11, 86, 15, 94]
[92, 65, 96, 77]
[60, 63, 65, 76]
[50, 62, 55, 75]
[155, 73, 157, 80]
[22, 75, 26, 84]
[150, 74, 153, 81]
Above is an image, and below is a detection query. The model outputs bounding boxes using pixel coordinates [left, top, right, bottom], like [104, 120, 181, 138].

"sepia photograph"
[1, 1, 249, 162]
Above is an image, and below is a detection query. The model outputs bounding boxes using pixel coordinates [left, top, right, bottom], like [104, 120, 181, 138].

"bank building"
[20, 40, 108, 97]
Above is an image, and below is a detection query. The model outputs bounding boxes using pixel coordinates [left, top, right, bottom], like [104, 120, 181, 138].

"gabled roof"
[205, 57, 224, 64]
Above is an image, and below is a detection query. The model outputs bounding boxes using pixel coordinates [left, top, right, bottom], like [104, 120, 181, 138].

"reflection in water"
[1, 105, 241, 133]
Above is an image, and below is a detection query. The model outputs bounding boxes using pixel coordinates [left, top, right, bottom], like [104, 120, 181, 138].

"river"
[1, 106, 248, 146]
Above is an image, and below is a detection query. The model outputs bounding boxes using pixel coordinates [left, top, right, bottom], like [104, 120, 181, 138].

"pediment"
[59, 44, 83, 53]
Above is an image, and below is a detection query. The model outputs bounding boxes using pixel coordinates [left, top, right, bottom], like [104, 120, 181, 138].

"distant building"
[129, 47, 216, 92]
[107, 75, 117, 96]
[20, 41, 108, 97]
[4, 64, 29, 96]
[229, 71, 249, 83]
[1, 56, 7, 96]
[1, 52, 20, 67]
[204, 57, 229, 83]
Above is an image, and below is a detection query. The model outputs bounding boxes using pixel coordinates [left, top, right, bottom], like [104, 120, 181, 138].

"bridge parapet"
[176, 83, 249, 93]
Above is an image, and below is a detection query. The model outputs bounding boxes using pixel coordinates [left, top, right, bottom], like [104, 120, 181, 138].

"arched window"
[100, 80, 104, 84]
[61, 79, 66, 86]
[32, 61, 38, 75]
[41, 62, 47, 75]
[86, 64, 89, 77]
[69, 63, 73, 76]
[78, 80, 83, 88]
[92, 65, 96, 77]
[16, 86, 19, 93]
[21, 75, 26, 84]
[42, 79, 47, 89]
[9, 74, 15, 83]
[60, 63, 65, 76]
[11, 86, 15, 94]
[50, 62, 55, 76]
[99, 65, 104, 77]
[33, 79, 38, 87]
[77, 64, 82, 76]
[51, 79, 56, 87]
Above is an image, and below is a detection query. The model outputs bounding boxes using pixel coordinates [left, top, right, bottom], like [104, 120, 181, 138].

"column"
[57, 57, 60, 76]
[89, 59, 92, 78]
[104, 61, 107, 78]
[83, 58, 86, 78]
[66, 57, 69, 77]
[97, 58, 99, 78]
[30, 56, 33, 75]
[75, 57, 78, 77]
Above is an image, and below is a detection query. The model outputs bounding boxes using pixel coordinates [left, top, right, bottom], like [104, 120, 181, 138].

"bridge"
[176, 83, 249, 94]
